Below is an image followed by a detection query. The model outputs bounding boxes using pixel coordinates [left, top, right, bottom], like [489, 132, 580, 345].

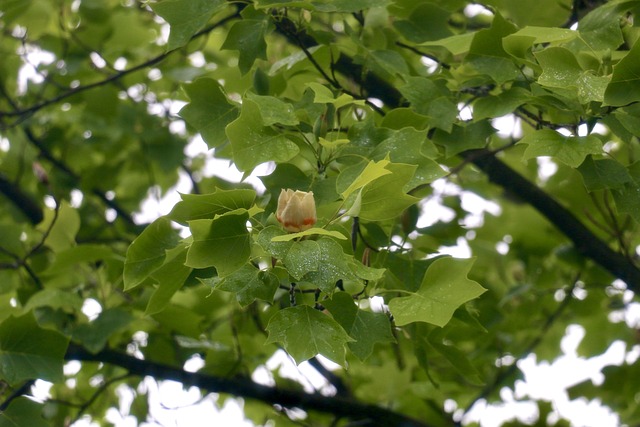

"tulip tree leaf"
[388, 257, 486, 327]
[519, 129, 602, 167]
[152, 0, 227, 51]
[535, 47, 609, 104]
[578, 156, 633, 191]
[613, 183, 640, 223]
[265, 305, 353, 366]
[178, 78, 238, 149]
[604, 39, 640, 106]
[283, 240, 320, 280]
[465, 12, 519, 84]
[303, 238, 356, 292]
[72, 308, 133, 354]
[226, 99, 299, 173]
[210, 264, 280, 306]
[186, 212, 250, 276]
[271, 227, 347, 241]
[358, 163, 420, 221]
[0, 397, 49, 427]
[146, 243, 192, 315]
[168, 188, 256, 223]
[245, 93, 299, 126]
[256, 226, 293, 259]
[432, 120, 495, 158]
[124, 217, 181, 291]
[339, 158, 392, 200]
[324, 292, 395, 360]
[0, 313, 69, 385]
[221, 19, 269, 75]
[399, 77, 457, 132]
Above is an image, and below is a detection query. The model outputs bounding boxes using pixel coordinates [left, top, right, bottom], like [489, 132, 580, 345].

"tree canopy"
[1, 0, 640, 426]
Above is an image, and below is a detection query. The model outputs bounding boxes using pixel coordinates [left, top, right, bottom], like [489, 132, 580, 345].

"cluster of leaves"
[1, 0, 640, 426]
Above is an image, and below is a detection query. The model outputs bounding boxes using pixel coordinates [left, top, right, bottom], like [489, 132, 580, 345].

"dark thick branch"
[0, 173, 43, 224]
[460, 150, 640, 289]
[65, 343, 431, 427]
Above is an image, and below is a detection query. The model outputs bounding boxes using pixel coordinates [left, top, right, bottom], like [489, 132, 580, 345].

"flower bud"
[276, 189, 317, 232]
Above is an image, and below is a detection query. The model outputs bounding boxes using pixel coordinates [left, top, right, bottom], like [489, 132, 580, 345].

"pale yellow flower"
[276, 189, 317, 232]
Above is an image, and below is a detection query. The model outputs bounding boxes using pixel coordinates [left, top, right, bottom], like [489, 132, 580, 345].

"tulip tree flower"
[276, 189, 317, 232]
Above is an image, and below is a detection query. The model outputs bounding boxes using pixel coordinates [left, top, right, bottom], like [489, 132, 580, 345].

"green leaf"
[432, 120, 495, 158]
[256, 225, 293, 259]
[168, 188, 256, 224]
[178, 78, 238, 149]
[578, 156, 633, 191]
[124, 217, 181, 291]
[225, 99, 299, 173]
[393, 3, 452, 43]
[246, 93, 300, 126]
[604, 39, 640, 106]
[535, 47, 609, 104]
[43, 244, 117, 275]
[0, 313, 69, 385]
[265, 305, 353, 366]
[323, 292, 395, 360]
[419, 32, 475, 56]
[221, 19, 269, 75]
[613, 183, 640, 223]
[302, 238, 355, 292]
[210, 264, 279, 306]
[339, 158, 392, 200]
[473, 86, 530, 120]
[152, 0, 227, 51]
[388, 257, 486, 327]
[271, 227, 347, 241]
[283, 240, 320, 280]
[503, 26, 578, 58]
[72, 308, 133, 354]
[399, 77, 457, 132]
[519, 129, 603, 167]
[146, 243, 192, 315]
[358, 163, 420, 221]
[427, 328, 483, 385]
[465, 12, 518, 84]
[38, 201, 79, 252]
[306, 82, 365, 109]
[185, 212, 250, 276]
[0, 397, 48, 427]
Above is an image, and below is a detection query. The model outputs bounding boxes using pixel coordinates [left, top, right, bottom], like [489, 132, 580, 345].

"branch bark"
[0, 173, 43, 225]
[65, 343, 432, 427]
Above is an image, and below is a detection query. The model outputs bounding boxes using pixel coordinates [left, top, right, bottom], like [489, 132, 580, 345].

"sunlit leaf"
[388, 257, 486, 327]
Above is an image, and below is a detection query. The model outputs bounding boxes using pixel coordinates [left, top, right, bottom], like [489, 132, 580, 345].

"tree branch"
[459, 149, 640, 289]
[0, 173, 43, 224]
[65, 342, 432, 427]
